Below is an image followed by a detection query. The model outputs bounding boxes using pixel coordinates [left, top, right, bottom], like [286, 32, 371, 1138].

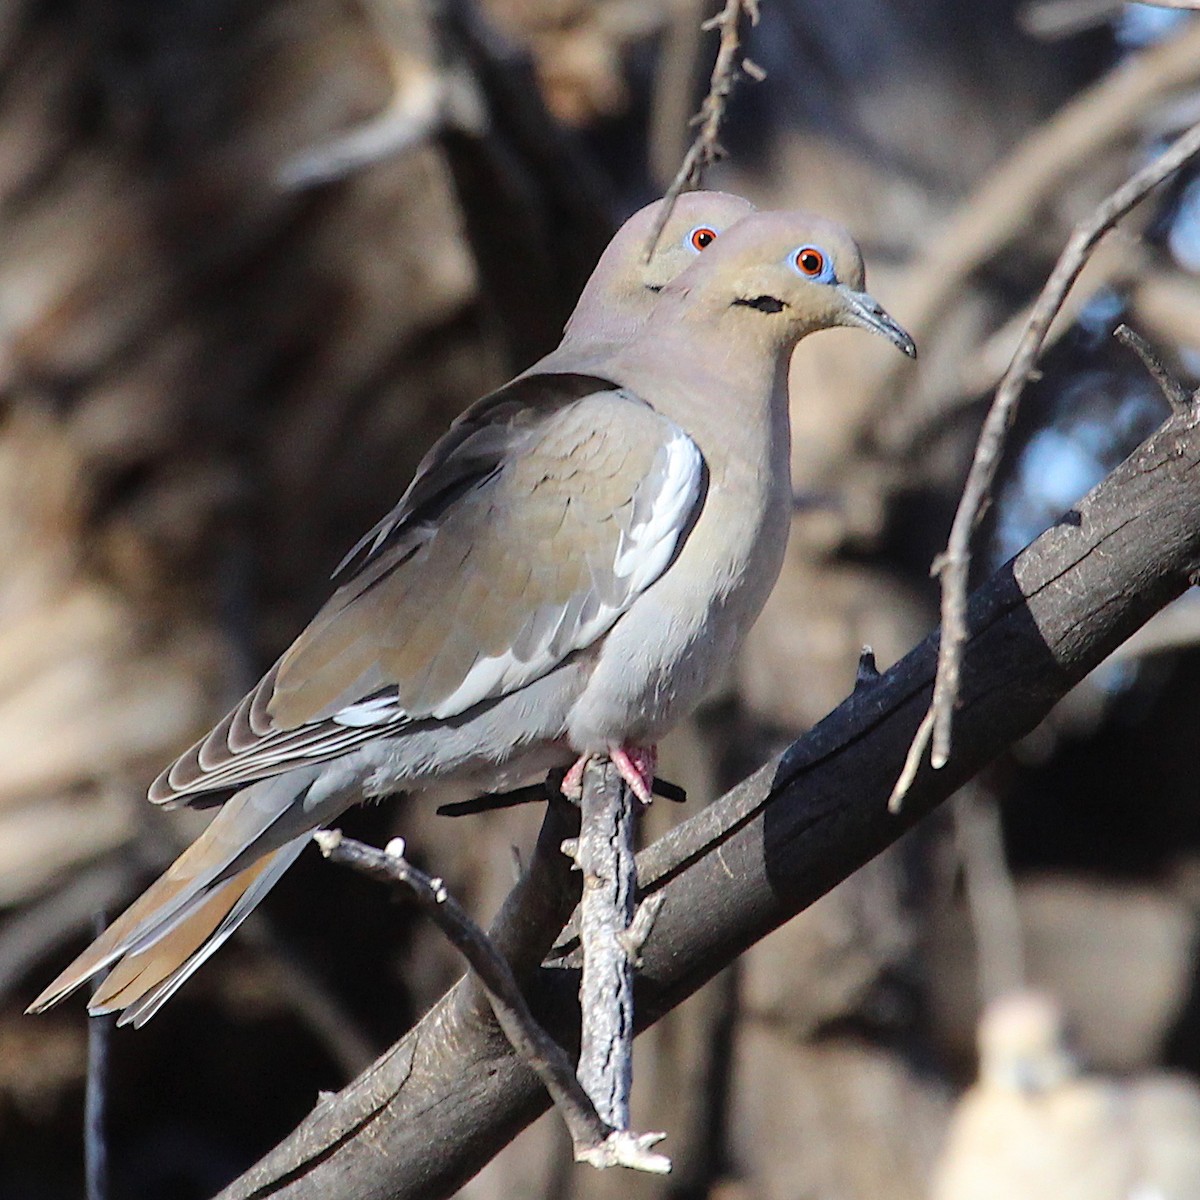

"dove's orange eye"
[794, 246, 826, 277]
[689, 226, 717, 251]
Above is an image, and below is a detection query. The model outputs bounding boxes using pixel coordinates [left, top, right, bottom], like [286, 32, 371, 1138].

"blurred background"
[4, 0, 1200, 1196]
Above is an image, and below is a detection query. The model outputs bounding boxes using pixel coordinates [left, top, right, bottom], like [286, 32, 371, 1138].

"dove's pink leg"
[562, 744, 657, 805]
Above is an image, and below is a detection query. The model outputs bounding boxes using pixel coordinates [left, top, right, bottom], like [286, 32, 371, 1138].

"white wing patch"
[329, 694, 403, 727]
[329, 417, 704, 729]
[613, 428, 703, 588]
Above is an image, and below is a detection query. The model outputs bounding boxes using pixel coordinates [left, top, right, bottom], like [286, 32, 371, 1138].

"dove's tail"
[26, 769, 334, 1026]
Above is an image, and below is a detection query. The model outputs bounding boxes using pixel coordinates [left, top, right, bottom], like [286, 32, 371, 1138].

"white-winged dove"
[29, 204, 914, 1025]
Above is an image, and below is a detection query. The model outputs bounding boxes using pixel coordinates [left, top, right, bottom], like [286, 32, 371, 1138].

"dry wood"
[218, 392, 1200, 1200]
[643, 0, 762, 261]
[571, 758, 667, 1164]
[889, 115, 1200, 811]
[312, 828, 668, 1173]
[1114, 322, 1193, 413]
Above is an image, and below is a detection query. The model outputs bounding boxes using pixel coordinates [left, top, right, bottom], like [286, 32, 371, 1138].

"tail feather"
[28, 837, 308, 1021]
[89, 874, 254, 1012]
[26, 852, 223, 1014]
[109, 837, 307, 1027]
[24, 772, 343, 1017]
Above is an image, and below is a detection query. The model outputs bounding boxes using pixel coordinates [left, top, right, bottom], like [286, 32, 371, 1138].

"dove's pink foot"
[562, 743, 658, 805]
[608, 743, 657, 804]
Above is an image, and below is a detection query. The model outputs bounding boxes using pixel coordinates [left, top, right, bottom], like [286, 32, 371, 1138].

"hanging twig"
[889, 115, 1200, 813]
[312, 829, 669, 1173]
[85, 915, 111, 1200]
[643, 0, 763, 261]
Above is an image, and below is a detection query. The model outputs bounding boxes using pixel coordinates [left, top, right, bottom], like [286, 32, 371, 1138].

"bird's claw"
[562, 744, 658, 806]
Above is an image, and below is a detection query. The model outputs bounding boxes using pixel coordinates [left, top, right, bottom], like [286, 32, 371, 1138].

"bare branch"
[1114, 321, 1192, 413]
[889, 115, 1200, 811]
[85, 916, 110, 1200]
[311, 826, 667, 1174]
[436, 777, 560, 818]
[643, 0, 762, 262]
[869, 21, 1200, 455]
[218, 396, 1200, 1200]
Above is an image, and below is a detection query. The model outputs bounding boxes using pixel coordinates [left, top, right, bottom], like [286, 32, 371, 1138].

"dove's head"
[657, 209, 916, 359]
[561, 191, 757, 349]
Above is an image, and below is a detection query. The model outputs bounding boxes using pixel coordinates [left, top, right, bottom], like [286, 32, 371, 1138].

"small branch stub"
[855, 645, 881, 691]
[1114, 323, 1192, 414]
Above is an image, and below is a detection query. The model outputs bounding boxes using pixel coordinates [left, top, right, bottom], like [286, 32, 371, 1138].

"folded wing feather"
[149, 374, 705, 807]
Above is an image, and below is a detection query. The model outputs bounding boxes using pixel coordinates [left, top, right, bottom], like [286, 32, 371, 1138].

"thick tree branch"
[218, 399, 1200, 1200]
[310, 829, 668, 1173]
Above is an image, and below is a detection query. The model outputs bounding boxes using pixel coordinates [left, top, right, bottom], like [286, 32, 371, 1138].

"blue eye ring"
[792, 244, 835, 282]
[686, 225, 718, 252]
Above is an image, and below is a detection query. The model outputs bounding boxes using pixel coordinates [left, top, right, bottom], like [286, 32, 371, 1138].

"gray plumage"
[29, 202, 914, 1023]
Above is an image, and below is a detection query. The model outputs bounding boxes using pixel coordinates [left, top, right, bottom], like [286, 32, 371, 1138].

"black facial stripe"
[732, 295, 786, 314]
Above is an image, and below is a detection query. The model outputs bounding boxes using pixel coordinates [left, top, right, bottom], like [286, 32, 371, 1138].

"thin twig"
[888, 707, 935, 814]
[85, 915, 111, 1200]
[435, 771, 685, 817]
[312, 829, 669, 1173]
[437, 779, 559, 817]
[867, 22, 1200, 455]
[1114, 322, 1192, 413]
[643, 0, 762, 262]
[888, 115, 1200, 812]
